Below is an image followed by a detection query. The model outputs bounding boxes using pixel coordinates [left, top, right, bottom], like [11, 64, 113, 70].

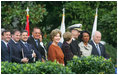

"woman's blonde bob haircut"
[50, 29, 61, 41]
[63, 32, 72, 41]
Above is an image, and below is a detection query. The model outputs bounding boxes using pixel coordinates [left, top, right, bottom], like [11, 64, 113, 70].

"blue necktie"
[35, 40, 39, 47]
[25, 43, 29, 50]
[96, 44, 101, 56]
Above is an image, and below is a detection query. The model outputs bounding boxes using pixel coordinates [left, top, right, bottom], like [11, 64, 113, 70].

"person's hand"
[21, 58, 29, 63]
[32, 52, 36, 58]
[42, 58, 45, 62]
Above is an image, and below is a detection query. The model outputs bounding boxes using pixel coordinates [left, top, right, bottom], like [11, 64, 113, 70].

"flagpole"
[91, 8, 98, 40]
[26, 7, 29, 16]
[60, 8, 65, 43]
[25, 7, 30, 36]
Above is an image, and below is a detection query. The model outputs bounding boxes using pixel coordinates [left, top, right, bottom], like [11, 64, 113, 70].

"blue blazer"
[19, 40, 42, 62]
[89, 40, 108, 58]
[1, 41, 10, 62]
[8, 39, 23, 63]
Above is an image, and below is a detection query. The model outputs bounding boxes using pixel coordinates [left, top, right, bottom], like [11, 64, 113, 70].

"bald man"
[89, 31, 108, 58]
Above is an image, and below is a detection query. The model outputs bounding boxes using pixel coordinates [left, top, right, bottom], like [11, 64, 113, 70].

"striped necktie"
[96, 44, 101, 56]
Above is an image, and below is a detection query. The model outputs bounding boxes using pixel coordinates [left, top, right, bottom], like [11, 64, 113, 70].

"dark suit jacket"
[1, 41, 10, 62]
[27, 36, 46, 59]
[8, 39, 23, 63]
[89, 40, 107, 58]
[19, 40, 42, 62]
[70, 39, 81, 57]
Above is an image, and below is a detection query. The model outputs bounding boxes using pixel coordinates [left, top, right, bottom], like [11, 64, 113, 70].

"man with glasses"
[27, 27, 46, 60]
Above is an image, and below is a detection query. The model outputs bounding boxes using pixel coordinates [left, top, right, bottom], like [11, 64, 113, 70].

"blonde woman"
[48, 29, 64, 65]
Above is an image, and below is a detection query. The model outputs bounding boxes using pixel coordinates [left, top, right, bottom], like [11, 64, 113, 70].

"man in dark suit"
[19, 30, 42, 62]
[89, 31, 108, 58]
[27, 27, 46, 60]
[8, 29, 29, 63]
[1, 30, 11, 61]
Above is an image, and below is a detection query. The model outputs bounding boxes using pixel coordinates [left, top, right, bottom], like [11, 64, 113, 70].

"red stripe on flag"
[25, 15, 30, 36]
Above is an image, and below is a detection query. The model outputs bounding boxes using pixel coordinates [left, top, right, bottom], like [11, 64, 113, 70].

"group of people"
[1, 24, 109, 65]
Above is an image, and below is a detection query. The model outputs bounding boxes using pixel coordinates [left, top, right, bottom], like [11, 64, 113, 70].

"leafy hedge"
[105, 43, 117, 64]
[1, 56, 115, 74]
[1, 61, 74, 74]
[67, 55, 115, 74]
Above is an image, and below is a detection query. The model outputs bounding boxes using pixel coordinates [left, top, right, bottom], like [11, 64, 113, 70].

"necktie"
[96, 44, 101, 56]
[7, 44, 10, 52]
[25, 43, 29, 50]
[36, 40, 39, 47]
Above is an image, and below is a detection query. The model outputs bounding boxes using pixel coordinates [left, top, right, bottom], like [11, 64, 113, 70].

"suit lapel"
[91, 41, 99, 55]
[30, 36, 38, 49]
[11, 39, 21, 51]
[2, 41, 8, 52]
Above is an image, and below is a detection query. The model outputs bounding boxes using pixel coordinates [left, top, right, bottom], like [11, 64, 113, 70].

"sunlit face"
[53, 33, 61, 44]
[21, 32, 28, 42]
[3, 32, 11, 42]
[82, 33, 89, 43]
[71, 30, 80, 39]
[32, 28, 40, 40]
[12, 31, 21, 42]
[93, 32, 101, 44]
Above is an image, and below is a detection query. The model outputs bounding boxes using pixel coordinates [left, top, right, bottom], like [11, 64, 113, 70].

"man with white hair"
[89, 31, 108, 58]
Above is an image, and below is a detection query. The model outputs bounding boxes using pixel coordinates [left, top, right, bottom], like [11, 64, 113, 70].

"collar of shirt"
[72, 37, 75, 40]
[11, 39, 18, 44]
[40, 42, 44, 47]
[21, 40, 27, 45]
[92, 40, 99, 47]
[32, 35, 39, 42]
[80, 42, 91, 48]
[2, 40, 8, 47]
[32, 35, 39, 41]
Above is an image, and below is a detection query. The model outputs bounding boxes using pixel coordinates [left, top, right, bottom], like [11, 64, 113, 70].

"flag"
[25, 7, 30, 36]
[91, 8, 98, 40]
[60, 8, 65, 43]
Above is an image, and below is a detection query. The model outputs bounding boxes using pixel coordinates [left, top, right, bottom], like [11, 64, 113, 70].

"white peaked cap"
[68, 24, 82, 29]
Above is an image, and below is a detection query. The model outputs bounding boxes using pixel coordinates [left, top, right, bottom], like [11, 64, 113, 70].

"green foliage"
[99, 8, 117, 47]
[1, 61, 74, 74]
[1, 1, 48, 31]
[67, 55, 115, 74]
[1, 56, 115, 74]
[105, 43, 117, 64]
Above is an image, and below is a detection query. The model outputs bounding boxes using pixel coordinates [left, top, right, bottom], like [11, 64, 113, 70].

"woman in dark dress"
[61, 32, 73, 65]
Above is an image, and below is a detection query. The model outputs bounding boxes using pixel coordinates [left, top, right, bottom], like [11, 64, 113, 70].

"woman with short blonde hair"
[48, 29, 64, 65]
[62, 32, 73, 65]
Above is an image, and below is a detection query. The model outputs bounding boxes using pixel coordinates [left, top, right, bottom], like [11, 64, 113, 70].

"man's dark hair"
[21, 30, 28, 34]
[33, 27, 40, 32]
[11, 29, 20, 35]
[2, 30, 11, 36]
[80, 30, 90, 42]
